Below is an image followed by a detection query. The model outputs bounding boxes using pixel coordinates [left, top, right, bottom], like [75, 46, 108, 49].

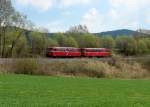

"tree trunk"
[8, 30, 24, 57]
[1, 27, 6, 58]
[0, 27, 2, 58]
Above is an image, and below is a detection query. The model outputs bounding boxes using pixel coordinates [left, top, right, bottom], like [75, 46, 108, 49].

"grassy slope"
[0, 75, 150, 107]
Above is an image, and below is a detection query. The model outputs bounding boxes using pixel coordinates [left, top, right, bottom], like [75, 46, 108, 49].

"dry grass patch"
[1, 57, 149, 79]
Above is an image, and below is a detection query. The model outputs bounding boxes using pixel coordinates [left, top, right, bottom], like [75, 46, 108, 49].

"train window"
[82, 48, 111, 52]
[84, 49, 101, 52]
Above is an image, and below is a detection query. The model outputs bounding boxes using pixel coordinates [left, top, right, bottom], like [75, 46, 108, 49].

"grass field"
[0, 75, 150, 107]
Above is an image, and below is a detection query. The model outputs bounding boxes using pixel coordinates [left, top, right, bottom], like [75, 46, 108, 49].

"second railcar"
[81, 48, 112, 57]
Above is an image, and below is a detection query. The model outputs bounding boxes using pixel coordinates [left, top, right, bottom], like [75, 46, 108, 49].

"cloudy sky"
[12, 0, 150, 33]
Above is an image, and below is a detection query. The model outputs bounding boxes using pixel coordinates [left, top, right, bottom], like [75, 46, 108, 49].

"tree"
[3, 29, 29, 57]
[7, 12, 32, 57]
[116, 36, 137, 55]
[142, 38, 150, 53]
[52, 33, 67, 46]
[47, 39, 59, 47]
[101, 36, 115, 49]
[63, 36, 78, 47]
[52, 33, 78, 47]
[0, 0, 14, 57]
[30, 31, 49, 56]
[77, 33, 101, 48]
[67, 25, 89, 33]
[0, 0, 32, 57]
[137, 39, 148, 54]
[13, 35, 28, 57]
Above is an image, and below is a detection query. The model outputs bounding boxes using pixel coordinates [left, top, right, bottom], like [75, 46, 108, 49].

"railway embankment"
[0, 55, 150, 79]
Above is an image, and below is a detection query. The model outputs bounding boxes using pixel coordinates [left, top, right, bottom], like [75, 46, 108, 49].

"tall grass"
[1, 57, 149, 79]
[13, 59, 39, 75]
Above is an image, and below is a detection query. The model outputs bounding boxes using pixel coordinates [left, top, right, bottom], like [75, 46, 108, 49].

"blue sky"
[12, 0, 150, 33]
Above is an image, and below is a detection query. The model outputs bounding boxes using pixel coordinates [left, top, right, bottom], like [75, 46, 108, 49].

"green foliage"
[141, 38, 150, 52]
[30, 32, 49, 55]
[75, 33, 101, 48]
[14, 59, 39, 75]
[101, 36, 115, 49]
[116, 36, 137, 55]
[13, 35, 28, 57]
[137, 39, 149, 54]
[0, 29, 29, 57]
[52, 33, 66, 46]
[63, 36, 78, 47]
[47, 38, 59, 47]
[0, 0, 30, 58]
[52, 33, 78, 47]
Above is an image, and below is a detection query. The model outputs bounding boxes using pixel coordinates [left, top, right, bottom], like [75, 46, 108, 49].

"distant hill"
[95, 29, 145, 38]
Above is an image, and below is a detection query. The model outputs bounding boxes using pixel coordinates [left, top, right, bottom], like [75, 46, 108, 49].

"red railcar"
[46, 47, 81, 57]
[46, 47, 112, 57]
[81, 48, 112, 57]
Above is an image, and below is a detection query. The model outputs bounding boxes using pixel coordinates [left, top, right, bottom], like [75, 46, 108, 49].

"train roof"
[47, 47, 110, 51]
[47, 47, 80, 51]
[82, 48, 109, 50]
[48, 47, 79, 49]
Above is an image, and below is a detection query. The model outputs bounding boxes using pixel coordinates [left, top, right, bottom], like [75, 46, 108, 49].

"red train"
[46, 47, 112, 57]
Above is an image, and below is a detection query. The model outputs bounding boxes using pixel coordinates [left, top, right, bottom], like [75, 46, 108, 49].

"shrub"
[1, 58, 150, 79]
[0, 65, 7, 74]
[14, 59, 39, 75]
[64, 61, 106, 78]
[115, 61, 148, 79]
[109, 55, 149, 78]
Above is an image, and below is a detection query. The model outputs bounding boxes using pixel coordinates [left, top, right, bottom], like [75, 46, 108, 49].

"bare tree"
[0, 0, 14, 57]
[7, 12, 25, 57]
[0, 0, 34, 57]
[67, 25, 89, 34]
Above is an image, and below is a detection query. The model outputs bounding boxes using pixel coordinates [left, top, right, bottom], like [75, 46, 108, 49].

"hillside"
[95, 29, 145, 38]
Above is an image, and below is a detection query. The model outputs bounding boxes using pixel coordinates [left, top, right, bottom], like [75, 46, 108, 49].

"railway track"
[0, 56, 149, 64]
[0, 58, 111, 64]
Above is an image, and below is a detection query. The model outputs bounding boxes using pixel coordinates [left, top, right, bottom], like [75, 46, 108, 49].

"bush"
[115, 61, 148, 79]
[1, 58, 150, 79]
[38, 61, 107, 78]
[14, 59, 39, 75]
[109, 55, 149, 78]
[0, 65, 7, 74]
[64, 61, 105, 78]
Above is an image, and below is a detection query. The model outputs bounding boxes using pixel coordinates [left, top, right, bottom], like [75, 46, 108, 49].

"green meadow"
[0, 74, 150, 107]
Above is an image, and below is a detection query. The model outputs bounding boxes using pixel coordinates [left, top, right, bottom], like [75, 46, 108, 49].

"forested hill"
[95, 29, 146, 38]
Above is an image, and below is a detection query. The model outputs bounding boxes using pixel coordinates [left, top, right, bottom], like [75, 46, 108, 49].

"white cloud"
[81, 8, 106, 33]
[16, 0, 91, 11]
[15, 0, 150, 32]
[60, 0, 91, 7]
[107, 8, 140, 29]
[81, 4, 142, 32]
[145, 14, 150, 24]
[109, 0, 150, 11]
[16, 0, 55, 11]
[107, 0, 150, 30]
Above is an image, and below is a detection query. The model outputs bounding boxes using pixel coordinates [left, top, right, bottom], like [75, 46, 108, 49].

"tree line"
[3, 26, 149, 57]
[0, 0, 150, 58]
